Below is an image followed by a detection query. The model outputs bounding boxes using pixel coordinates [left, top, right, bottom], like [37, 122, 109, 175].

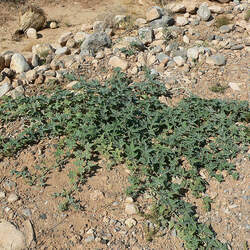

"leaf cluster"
[0, 68, 249, 249]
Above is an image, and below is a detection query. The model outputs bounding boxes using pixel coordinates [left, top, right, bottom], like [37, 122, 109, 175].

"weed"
[210, 83, 228, 93]
[0, 68, 249, 249]
[215, 16, 231, 28]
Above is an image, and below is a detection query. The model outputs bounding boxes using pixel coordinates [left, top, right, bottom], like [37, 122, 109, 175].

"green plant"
[210, 83, 228, 93]
[0, 68, 249, 249]
[215, 16, 230, 28]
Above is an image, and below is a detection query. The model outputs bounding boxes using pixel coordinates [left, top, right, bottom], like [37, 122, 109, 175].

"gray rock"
[55, 47, 70, 56]
[230, 44, 244, 50]
[219, 25, 234, 33]
[197, 3, 211, 21]
[22, 208, 32, 218]
[156, 52, 169, 63]
[0, 219, 26, 250]
[10, 53, 30, 73]
[0, 82, 11, 97]
[80, 32, 111, 55]
[187, 47, 199, 60]
[138, 27, 154, 44]
[206, 53, 226, 66]
[149, 15, 175, 28]
[93, 21, 107, 32]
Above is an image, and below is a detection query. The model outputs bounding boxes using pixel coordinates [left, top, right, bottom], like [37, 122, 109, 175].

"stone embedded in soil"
[206, 53, 226, 66]
[125, 203, 138, 215]
[0, 219, 26, 250]
[109, 56, 128, 71]
[7, 192, 19, 203]
[125, 218, 137, 228]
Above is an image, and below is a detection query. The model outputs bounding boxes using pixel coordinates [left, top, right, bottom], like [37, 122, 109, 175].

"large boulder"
[19, 5, 46, 32]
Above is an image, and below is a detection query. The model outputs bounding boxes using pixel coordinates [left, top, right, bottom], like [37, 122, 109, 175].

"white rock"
[10, 53, 30, 73]
[0, 219, 26, 250]
[228, 82, 241, 91]
[125, 203, 138, 215]
[55, 47, 70, 56]
[26, 28, 37, 39]
[49, 21, 58, 29]
[183, 35, 190, 44]
[109, 56, 128, 70]
[32, 44, 54, 57]
[95, 50, 105, 59]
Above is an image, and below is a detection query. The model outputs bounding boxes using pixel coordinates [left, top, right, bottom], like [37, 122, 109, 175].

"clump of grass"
[210, 83, 228, 94]
[244, 9, 250, 22]
[215, 16, 231, 28]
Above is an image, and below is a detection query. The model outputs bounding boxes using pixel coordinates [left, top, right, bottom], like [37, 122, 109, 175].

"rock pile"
[0, 0, 249, 100]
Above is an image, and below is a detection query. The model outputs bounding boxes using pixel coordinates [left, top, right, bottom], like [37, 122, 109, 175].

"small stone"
[228, 82, 241, 91]
[125, 203, 138, 215]
[138, 27, 154, 45]
[25, 70, 37, 82]
[26, 28, 37, 39]
[173, 56, 185, 66]
[66, 38, 76, 48]
[7, 193, 19, 203]
[109, 56, 128, 70]
[125, 197, 134, 203]
[187, 47, 199, 60]
[219, 25, 233, 34]
[85, 235, 95, 243]
[49, 21, 58, 29]
[32, 44, 54, 57]
[135, 18, 147, 26]
[3, 180, 16, 191]
[55, 47, 70, 56]
[95, 50, 105, 59]
[197, 3, 211, 21]
[58, 32, 73, 46]
[125, 218, 137, 228]
[22, 208, 32, 218]
[183, 35, 190, 44]
[0, 191, 6, 198]
[206, 53, 226, 66]
[176, 16, 189, 26]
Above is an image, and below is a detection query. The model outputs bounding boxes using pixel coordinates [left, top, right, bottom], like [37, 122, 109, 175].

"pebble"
[125, 203, 138, 215]
[0, 190, 6, 198]
[125, 218, 137, 228]
[7, 192, 19, 203]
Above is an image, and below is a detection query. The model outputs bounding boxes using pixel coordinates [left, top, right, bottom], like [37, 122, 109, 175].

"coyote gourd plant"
[0, 68, 249, 249]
